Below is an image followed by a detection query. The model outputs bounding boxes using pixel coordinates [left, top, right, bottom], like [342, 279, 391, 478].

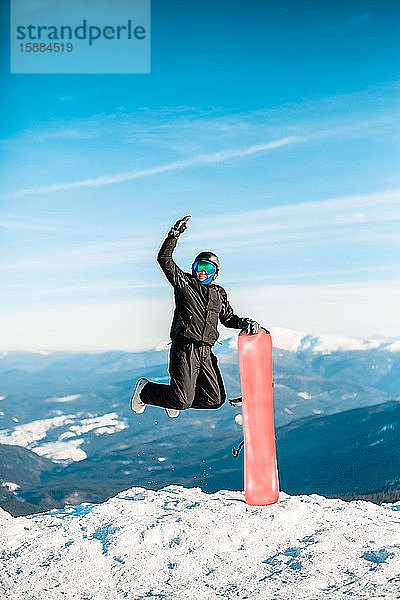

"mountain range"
[0, 327, 399, 516]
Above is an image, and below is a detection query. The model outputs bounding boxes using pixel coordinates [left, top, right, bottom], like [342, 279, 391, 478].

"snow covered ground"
[0, 412, 128, 462]
[1, 486, 400, 600]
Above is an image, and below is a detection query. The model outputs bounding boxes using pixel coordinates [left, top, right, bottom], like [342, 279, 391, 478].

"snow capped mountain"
[1, 328, 398, 362]
[224, 326, 399, 354]
[1, 485, 399, 600]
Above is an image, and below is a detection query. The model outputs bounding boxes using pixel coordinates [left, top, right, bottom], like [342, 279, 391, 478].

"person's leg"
[140, 342, 200, 410]
[191, 346, 226, 409]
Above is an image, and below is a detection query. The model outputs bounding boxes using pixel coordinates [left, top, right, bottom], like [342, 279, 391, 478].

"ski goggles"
[193, 260, 217, 275]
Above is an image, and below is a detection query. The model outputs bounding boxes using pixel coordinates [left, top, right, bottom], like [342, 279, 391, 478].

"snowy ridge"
[267, 326, 398, 353]
[1, 486, 400, 600]
[223, 326, 399, 354]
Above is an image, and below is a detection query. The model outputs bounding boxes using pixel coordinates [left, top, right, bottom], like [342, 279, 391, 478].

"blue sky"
[1, 0, 400, 350]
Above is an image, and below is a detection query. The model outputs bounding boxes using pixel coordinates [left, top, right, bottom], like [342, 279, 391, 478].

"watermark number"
[19, 42, 73, 53]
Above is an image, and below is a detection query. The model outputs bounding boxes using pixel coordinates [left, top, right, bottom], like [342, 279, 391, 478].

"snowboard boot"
[130, 378, 149, 414]
[165, 408, 180, 418]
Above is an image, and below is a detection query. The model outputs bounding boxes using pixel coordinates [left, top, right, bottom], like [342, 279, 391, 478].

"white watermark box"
[10, 0, 151, 74]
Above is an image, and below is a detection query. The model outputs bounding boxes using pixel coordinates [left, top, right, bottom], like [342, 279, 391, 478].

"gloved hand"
[239, 317, 261, 335]
[168, 215, 191, 238]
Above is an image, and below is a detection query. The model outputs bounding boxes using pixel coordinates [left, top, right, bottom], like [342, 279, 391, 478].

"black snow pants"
[140, 340, 226, 410]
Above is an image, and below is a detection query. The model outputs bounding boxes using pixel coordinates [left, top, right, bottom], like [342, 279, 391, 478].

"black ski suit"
[140, 234, 242, 410]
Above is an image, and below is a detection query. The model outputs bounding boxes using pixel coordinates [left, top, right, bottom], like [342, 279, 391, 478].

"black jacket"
[158, 235, 241, 346]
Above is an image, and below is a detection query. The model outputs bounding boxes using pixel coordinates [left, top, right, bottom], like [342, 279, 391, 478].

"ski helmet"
[192, 251, 220, 282]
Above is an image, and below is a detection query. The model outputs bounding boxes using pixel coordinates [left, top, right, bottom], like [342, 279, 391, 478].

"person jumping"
[130, 215, 261, 418]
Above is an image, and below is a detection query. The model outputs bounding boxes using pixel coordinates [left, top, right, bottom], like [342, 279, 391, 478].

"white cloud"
[179, 189, 400, 262]
[188, 189, 400, 244]
[2, 189, 399, 273]
[2, 136, 297, 198]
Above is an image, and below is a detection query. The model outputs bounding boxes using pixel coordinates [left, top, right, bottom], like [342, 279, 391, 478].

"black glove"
[239, 317, 261, 335]
[168, 215, 191, 238]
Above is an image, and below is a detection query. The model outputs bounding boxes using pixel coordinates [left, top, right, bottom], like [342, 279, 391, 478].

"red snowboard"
[238, 328, 279, 506]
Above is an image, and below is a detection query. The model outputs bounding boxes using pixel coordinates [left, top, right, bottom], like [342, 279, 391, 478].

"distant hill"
[276, 400, 400, 502]
[0, 444, 55, 516]
[0, 327, 398, 435]
[0, 327, 399, 515]
[2, 400, 399, 515]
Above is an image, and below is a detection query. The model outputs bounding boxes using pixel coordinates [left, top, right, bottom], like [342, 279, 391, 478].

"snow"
[33, 439, 87, 462]
[60, 413, 127, 437]
[219, 327, 399, 355]
[270, 327, 305, 352]
[1, 481, 20, 493]
[377, 424, 396, 434]
[51, 394, 81, 403]
[1, 485, 400, 599]
[234, 414, 243, 426]
[269, 326, 386, 353]
[368, 439, 384, 447]
[386, 340, 400, 352]
[155, 340, 170, 351]
[297, 392, 312, 400]
[228, 336, 238, 349]
[0, 415, 74, 446]
[308, 333, 382, 353]
[0, 412, 127, 462]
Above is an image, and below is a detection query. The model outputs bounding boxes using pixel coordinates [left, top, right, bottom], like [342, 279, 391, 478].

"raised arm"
[157, 216, 191, 287]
